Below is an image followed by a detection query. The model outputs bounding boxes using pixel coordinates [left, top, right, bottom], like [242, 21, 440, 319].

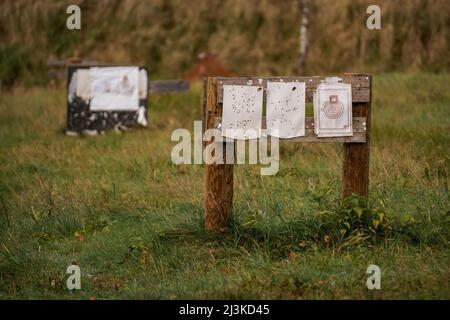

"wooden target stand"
[202, 74, 372, 231]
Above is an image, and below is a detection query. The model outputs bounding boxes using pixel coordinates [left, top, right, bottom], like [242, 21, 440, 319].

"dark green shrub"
[0, 45, 26, 88]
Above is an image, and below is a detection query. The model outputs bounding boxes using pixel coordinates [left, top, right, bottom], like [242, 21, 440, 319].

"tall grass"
[1, 0, 450, 87]
[0, 73, 449, 299]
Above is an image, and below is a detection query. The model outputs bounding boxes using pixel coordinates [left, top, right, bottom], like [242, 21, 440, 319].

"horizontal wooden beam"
[216, 75, 371, 103]
[149, 80, 190, 94]
[47, 59, 98, 68]
[213, 117, 367, 143]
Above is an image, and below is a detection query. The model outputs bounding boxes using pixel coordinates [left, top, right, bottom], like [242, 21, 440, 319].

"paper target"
[322, 95, 344, 120]
[266, 81, 306, 138]
[221, 85, 263, 140]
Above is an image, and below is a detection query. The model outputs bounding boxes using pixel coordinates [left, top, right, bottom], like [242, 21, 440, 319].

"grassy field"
[0, 73, 449, 299]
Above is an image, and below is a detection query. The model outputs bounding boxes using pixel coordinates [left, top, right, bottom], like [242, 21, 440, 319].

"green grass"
[0, 73, 449, 299]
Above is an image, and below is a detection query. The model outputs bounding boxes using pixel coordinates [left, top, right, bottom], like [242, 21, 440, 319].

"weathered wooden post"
[342, 74, 372, 198]
[203, 77, 234, 231]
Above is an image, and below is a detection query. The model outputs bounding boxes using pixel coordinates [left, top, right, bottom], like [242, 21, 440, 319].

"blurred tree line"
[0, 0, 449, 87]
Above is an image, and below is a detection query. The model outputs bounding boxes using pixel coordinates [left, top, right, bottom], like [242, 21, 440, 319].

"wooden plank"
[148, 80, 190, 94]
[342, 75, 372, 198]
[213, 117, 367, 143]
[204, 78, 234, 231]
[216, 75, 371, 103]
[47, 59, 98, 68]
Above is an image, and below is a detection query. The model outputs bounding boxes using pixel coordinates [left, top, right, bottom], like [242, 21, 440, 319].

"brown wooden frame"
[202, 74, 372, 231]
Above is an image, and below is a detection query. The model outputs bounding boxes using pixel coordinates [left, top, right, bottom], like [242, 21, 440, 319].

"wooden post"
[342, 75, 372, 198]
[204, 78, 234, 231]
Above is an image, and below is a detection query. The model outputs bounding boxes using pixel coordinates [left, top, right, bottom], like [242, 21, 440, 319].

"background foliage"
[1, 0, 450, 87]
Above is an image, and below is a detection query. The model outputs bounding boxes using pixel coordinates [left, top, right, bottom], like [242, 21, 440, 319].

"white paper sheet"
[75, 69, 91, 102]
[89, 67, 139, 111]
[221, 85, 263, 140]
[266, 81, 305, 138]
[314, 78, 353, 137]
[138, 69, 148, 99]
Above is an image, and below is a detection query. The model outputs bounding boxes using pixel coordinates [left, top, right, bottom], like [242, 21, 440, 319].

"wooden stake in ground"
[204, 78, 234, 231]
[342, 74, 372, 198]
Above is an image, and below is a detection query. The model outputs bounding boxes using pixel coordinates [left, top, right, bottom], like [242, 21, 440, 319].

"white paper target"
[89, 67, 139, 111]
[314, 78, 353, 137]
[221, 85, 263, 140]
[74, 69, 91, 102]
[266, 81, 305, 138]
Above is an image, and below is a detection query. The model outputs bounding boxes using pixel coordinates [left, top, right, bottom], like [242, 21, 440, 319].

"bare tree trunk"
[298, 0, 310, 75]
